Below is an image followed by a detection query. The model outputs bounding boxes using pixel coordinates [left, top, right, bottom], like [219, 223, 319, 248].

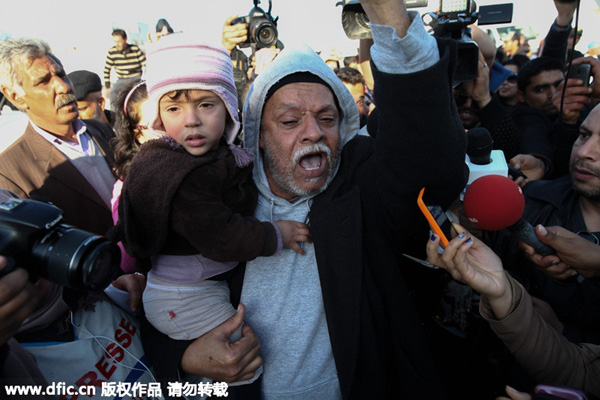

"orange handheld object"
[417, 187, 450, 247]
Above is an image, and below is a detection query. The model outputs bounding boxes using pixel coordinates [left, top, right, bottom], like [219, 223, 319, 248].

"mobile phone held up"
[569, 63, 592, 87]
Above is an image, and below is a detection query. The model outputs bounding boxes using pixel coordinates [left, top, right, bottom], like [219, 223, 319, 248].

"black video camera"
[0, 198, 120, 291]
[341, 0, 513, 83]
[231, 0, 279, 49]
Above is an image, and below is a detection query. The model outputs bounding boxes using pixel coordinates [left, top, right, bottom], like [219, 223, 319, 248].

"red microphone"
[463, 175, 555, 256]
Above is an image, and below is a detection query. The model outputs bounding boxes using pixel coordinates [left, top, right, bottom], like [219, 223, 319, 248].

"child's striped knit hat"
[145, 33, 240, 145]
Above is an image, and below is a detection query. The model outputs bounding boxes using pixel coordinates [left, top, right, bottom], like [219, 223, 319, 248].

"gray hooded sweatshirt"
[241, 12, 438, 400]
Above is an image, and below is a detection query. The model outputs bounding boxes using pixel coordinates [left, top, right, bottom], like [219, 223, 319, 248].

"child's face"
[158, 89, 227, 156]
[136, 99, 156, 144]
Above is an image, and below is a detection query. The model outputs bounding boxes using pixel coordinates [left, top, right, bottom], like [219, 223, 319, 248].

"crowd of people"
[0, 0, 599, 399]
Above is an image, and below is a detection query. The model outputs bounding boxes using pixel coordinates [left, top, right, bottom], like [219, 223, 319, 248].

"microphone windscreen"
[467, 127, 493, 165]
[463, 175, 524, 231]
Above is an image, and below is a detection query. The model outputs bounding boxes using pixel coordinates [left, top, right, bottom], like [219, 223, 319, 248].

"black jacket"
[492, 176, 600, 345]
[142, 39, 467, 400]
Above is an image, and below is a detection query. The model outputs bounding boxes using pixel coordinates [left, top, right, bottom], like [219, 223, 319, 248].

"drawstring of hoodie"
[269, 198, 276, 222]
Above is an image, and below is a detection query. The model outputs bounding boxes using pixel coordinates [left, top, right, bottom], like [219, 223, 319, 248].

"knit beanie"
[145, 33, 240, 145]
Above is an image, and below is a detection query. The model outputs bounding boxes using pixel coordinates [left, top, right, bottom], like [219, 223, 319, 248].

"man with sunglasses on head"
[451, 29, 543, 180]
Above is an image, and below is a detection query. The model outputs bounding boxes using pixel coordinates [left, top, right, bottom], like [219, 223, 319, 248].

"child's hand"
[275, 220, 311, 255]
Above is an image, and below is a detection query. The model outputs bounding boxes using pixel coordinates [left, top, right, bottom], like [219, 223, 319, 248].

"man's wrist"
[476, 95, 492, 109]
[554, 18, 572, 30]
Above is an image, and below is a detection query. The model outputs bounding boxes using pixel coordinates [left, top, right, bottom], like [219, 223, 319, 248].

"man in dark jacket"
[0, 38, 116, 236]
[493, 103, 600, 347]
[142, 0, 467, 399]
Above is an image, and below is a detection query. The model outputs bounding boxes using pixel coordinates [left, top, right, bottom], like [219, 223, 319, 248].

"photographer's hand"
[253, 47, 280, 76]
[571, 57, 600, 100]
[0, 257, 40, 346]
[359, 0, 411, 38]
[552, 77, 592, 125]
[222, 15, 248, 53]
[554, 0, 577, 28]
[465, 51, 492, 109]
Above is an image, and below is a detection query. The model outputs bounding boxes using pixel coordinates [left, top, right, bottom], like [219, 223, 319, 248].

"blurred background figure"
[320, 48, 343, 70]
[497, 55, 529, 110]
[343, 54, 360, 70]
[336, 67, 370, 128]
[567, 28, 584, 60]
[68, 70, 115, 126]
[103, 28, 146, 109]
[587, 41, 600, 59]
[498, 31, 532, 64]
[147, 18, 175, 43]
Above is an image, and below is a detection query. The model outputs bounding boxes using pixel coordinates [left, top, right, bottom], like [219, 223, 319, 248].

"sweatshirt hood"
[242, 44, 360, 202]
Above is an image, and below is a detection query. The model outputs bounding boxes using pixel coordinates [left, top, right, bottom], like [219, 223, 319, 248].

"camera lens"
[82, 240, 121, 290]
[31, 226, 120, 291]
[257, 25, 277, 46]
[354, 10, 370, 31]
[251, 20, 278, 48]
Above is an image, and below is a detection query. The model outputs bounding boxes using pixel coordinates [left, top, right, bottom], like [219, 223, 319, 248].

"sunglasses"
[453, 90, 470, 107]
[506, 73, 518, 84]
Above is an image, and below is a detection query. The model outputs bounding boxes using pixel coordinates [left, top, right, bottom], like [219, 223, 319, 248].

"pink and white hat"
[145, 33, 240, 145]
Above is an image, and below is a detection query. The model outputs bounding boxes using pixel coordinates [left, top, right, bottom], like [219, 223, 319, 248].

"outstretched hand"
[509, 154, 546, 183]
[426, 223, 507, 300]
[426, 223, 513, 319]
[554, 0, 578, 27]
[275, 220, 312, 255]
[519, 224, 600, 279]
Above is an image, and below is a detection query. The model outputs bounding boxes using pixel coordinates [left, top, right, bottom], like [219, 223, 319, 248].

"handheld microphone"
[467, 127, 494, 165]
[463, 175, 555, 256]
[461, 127, 508, 200]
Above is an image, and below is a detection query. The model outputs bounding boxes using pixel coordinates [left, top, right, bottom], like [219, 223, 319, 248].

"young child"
[117, 34, 310, 385]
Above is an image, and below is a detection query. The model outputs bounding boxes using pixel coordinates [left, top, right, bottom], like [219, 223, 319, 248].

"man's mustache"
[56, 94, 77, 110]
[572, 160, 600, 177]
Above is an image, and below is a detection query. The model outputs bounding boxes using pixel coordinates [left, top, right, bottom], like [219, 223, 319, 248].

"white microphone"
[460, 127, 508, 200]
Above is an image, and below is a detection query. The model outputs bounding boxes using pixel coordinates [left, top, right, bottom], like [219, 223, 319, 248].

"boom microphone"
[463, 175, 555, 256]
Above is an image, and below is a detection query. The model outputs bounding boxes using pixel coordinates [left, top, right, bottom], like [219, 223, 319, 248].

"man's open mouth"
[297, 152, 327, 179]
[299, 153, 324, 171]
